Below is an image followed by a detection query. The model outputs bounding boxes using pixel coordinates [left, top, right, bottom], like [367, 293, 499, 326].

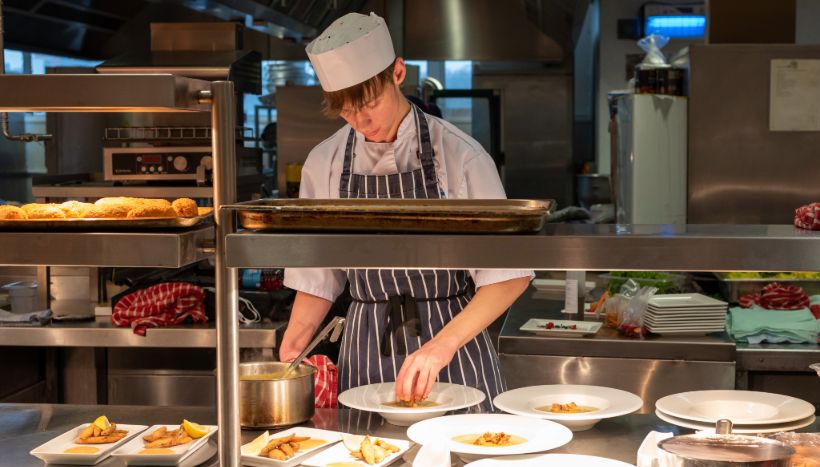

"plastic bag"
[603, 279, 641, 328]
[638, 34, 670, 68]
[618, 285, 658, 338]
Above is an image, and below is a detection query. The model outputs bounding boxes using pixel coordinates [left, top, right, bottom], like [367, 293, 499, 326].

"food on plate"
[381, 399, 441, 408]
[343, 435, 400, 465]
[172, 198, 199, 217]
[141, 422, 203, 449]
[75, 415, 129, 444]
[452, 432, 527, 447]
[256, 433, 318, 460]
[542, 322, 577, 330]
[26, 204, 67, 219]
[0, 205, 27, 220]
[536, 402, 598, 413]
[63, 446, 100, 454]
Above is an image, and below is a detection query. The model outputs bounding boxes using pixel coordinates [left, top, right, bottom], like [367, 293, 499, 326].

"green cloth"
[726, 307, 819, 344]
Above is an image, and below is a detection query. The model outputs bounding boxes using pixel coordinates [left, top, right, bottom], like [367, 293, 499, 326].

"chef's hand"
[395, 338, 459, 402]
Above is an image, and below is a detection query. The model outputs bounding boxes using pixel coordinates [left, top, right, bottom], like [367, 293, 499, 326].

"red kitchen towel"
[304, 355, 338, 409]
[795, 203, 820, 230]
[112, 282, 207, 336]
[739, 283, 810, 310]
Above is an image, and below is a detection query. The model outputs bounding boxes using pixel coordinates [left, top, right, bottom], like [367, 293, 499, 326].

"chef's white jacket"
[284, 109, 534, 302]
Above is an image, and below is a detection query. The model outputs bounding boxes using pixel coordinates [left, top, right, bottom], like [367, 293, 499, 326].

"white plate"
[532, 279, 595, 293]
[406, 414, 572, 458]
[110, 424, 217, 466]
[493, 385, 643, 431]
[338, 382, 485, 426]
[655, 409, 817, 434]
[240, 427, 342, 467]
[519, 319, 602, 338]
[644, 314, 726, 322]
[647, 307, 727, 314]
[645, 323, 725, 331]
[649, 294, 728, 309]
[466, 453, 635, 466]
[30, 423, 148, 465]
[656, 390, 816, 425]
[300, 435, 410, 467]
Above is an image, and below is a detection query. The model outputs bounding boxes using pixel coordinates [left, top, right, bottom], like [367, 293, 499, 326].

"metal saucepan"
[239, 361, 317, 428]
[658, 419, 795, 466]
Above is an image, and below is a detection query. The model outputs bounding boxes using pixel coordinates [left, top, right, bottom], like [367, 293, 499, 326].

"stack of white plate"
[644, 294, 728, 335]
[655, 390, 817, 433]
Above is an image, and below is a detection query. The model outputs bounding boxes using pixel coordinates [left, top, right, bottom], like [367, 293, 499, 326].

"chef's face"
[339, 59, 408, 143]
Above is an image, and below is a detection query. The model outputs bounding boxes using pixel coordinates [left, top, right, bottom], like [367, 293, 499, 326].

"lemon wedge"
[342, 434, 365, 452]
[182, 419, 209, 439]
[92, 415, 110, 431]
[241, 431, 270, 456]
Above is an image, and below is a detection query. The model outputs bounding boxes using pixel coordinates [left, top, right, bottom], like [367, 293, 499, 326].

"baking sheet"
[225, 199, 553, 233]
[0, 207, 213, 230]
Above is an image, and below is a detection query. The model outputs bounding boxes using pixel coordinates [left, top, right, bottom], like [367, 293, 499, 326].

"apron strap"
[412, 104, 439, 197]
[339, 128, 356, 197]
[381, 294, 422, 357]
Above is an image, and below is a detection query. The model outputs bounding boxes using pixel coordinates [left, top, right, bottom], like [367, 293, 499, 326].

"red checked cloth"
[112, 282, 207, 336]
[795, 203, 820, 230]
[739, 283, 810, 310]
[303, 355, 338, 408]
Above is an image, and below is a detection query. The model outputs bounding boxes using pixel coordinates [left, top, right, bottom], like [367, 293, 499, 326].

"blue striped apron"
[337, 104, 505, 412]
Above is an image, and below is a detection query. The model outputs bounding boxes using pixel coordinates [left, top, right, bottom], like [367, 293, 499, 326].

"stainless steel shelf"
[32, 184, 214, 200]
[225, 224, 820, 271]
[736, 342, 820, 371]
[0, 74, 210, 112]
[0, 226, 213, 267]
[0, 317, 283, 348]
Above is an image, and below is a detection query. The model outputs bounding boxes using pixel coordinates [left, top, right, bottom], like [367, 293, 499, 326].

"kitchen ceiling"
[2, 0, 586, 62]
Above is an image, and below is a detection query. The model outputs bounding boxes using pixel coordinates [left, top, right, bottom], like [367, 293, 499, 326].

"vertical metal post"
[211, 81, 240, 466]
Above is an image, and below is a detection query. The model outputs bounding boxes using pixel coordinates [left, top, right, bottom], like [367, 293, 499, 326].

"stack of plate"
[655, 390, 816, 433]
[644, 294, 728, 335]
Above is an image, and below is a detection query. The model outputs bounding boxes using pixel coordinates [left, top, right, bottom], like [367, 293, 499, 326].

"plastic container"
[2, 281, 37, 314]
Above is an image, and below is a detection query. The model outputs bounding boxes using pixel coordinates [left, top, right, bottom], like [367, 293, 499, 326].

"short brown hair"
[322, 60, 396, 118]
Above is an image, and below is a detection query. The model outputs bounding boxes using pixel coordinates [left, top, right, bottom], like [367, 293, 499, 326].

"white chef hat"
[306, 12, 396, 92]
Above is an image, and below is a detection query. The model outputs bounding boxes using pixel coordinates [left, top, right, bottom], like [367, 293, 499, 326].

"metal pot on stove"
[658, 420, 795, 467]
[239, 361, 316, 428]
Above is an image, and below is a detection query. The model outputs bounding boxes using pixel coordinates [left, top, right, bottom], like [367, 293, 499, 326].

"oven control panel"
[104, 147, 213, 181]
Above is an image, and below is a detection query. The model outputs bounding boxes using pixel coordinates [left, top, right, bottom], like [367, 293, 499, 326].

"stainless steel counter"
[225, 224, 820, 271]
[0, 227, 213, 267]
[0, 317, 284, 348]
[9, 403, 816, 467]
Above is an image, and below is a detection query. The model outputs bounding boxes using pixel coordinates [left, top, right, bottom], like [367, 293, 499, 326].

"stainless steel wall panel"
[688, 44, 820, 224]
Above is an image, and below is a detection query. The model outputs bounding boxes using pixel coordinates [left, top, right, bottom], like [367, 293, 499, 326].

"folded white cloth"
[413, 439, 450, 467]
[637, 431, 682, 467]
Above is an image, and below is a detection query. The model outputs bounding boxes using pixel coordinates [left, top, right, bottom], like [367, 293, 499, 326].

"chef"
[280, 12, 532, 411]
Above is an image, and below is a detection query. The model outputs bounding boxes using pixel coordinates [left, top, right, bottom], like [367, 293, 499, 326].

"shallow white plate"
[656, 390, 816, 425]
[655, 409, 816, 434]
[646, 308, 727, 315]
[110, 424, 217, 466]
[649, 294, 728, 309]
[493, 385, 643, 431]
[466, 453, 635, 466]
[520, 319, 602, 338]
[240, 427, 342, 467]
[645, 324, 725, 331]
[338, 382, 485, 426]
[300, 435, 410, 467]
[406, 414, 572, 458]
[644, 314, 726, 322]
[30, 423, 148, 465]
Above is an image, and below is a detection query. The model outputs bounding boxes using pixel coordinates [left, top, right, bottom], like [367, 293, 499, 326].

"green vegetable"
[605, 272, 683, 294]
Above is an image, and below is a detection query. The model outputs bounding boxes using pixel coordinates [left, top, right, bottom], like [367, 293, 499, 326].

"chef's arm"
[278, 291, 333, 362]
[433, 276, 530, 350]
[397, 276, 530, 401]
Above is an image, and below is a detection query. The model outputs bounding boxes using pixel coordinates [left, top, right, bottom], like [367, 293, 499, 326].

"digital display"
[143, 155, 161, 164]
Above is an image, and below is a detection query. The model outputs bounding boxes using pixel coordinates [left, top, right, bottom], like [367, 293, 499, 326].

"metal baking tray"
[714, 272, 820, 302]
[225, 199, 554, 233]
[0, 207, 213, 230]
